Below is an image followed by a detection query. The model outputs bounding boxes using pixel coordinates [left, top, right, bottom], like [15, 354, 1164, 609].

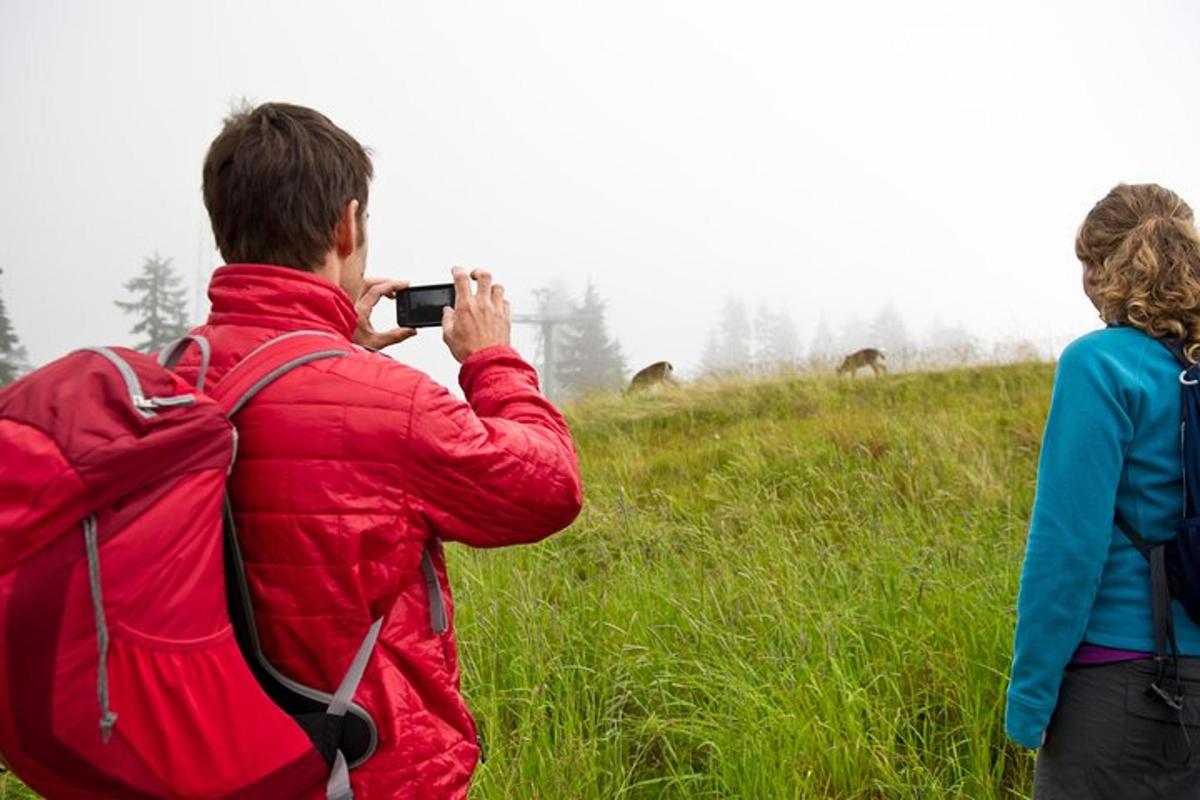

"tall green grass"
[455, 364, 1047, 798]
[0, 771, 37, 800]
[8, 363, 1047, 798]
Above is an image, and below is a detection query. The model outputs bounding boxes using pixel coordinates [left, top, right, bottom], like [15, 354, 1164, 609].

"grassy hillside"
[4, 363, 1051, 799]
[456, 363, 1049, 799]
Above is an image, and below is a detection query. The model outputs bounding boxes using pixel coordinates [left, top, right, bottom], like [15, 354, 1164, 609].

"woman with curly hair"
[1007, 183, 1200, 798]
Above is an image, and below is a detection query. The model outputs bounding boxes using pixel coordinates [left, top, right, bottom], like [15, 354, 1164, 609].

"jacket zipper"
[84, 347, 196, 417]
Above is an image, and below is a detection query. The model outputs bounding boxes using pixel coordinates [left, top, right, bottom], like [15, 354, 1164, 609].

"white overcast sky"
[2, 0, 1198, 390]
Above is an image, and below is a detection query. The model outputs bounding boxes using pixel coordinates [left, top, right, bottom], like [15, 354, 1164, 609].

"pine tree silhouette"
[700, 296, 752, 376]
[114, 254, 191, 352]
[0, 269, 30, 386]
[752, 303, 800, 372]
[556, 283, 625, 397]
[809, 313, 838, 366]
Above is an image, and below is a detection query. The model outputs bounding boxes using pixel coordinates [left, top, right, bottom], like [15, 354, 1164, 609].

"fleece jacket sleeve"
[1005, 337, 1135, 748]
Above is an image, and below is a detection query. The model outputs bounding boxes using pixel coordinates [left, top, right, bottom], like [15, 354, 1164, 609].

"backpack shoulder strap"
[158, 334, 213, 391]
[212, 330, 383, 787]
[1155, 338, 1191, 369]
[209, 330, 354, 416]
[1114, 511, 1154, 557]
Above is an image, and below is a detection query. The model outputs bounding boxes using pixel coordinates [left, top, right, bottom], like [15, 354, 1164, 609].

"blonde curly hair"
[1077, 183, 1200, 362]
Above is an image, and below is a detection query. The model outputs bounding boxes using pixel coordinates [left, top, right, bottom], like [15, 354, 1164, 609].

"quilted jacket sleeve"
[406, 345, 583, 547]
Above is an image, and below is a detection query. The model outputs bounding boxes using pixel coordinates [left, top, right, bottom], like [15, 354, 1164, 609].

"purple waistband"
[1071, 642, 1152, 666]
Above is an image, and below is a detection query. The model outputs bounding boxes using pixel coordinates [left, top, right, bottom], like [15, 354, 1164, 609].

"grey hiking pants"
[1034, 657, 1200, 799]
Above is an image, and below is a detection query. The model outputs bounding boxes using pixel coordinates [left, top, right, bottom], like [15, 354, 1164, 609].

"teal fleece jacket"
[1006, 326, 1200, 749]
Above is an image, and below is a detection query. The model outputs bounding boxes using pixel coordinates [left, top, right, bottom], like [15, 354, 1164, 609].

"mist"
[3, 0, 1199, 393]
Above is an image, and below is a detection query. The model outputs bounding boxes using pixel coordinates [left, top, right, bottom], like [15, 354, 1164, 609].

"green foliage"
[114, 254, 190, 352]
[0, 271, 30, 386]
[1, 770, 39, 799]
[454, 364, 1047, 798]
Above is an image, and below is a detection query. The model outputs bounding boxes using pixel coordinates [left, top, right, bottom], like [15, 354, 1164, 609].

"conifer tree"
[114, 254, 190, 352]
[556, 283, 625, 397]
[868, 304, 912, 369]
[753, 304, 800, 372]
[0, 269, 30, 386]
[700, 296, 752, 376]
[808, 313, 838, 367]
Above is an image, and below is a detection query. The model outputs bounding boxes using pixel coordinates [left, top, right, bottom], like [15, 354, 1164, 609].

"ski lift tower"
[511, 305, 601, 399]
[511, 311, 576, 399]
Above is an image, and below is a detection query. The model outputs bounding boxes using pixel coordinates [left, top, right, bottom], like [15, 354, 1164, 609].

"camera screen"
[396, 284, 456, 328]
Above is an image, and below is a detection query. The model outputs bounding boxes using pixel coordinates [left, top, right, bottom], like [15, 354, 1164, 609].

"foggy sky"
[3, 0, 1199, 392]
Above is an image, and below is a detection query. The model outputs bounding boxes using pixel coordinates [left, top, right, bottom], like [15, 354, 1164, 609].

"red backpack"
[0, 331, 381, 799]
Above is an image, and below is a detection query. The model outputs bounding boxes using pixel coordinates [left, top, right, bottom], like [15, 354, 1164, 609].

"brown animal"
[627, 361, 677, 394]
[837, 348, 886, 377]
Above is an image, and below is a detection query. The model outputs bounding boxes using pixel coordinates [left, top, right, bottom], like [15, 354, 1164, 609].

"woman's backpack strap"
[1115, 511, 1154, 557]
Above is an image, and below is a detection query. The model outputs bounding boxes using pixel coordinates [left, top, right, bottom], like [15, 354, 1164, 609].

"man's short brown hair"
[202, 102, 372, 271]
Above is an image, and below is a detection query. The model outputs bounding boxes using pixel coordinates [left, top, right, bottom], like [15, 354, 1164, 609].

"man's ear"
[334, 199, 359, 258]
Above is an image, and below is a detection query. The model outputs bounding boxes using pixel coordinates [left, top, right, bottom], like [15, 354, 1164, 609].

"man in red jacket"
[184, 102, 583, 798]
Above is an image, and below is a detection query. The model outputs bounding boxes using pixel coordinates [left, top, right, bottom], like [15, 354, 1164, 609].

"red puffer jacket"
[175, 264, 583, 798]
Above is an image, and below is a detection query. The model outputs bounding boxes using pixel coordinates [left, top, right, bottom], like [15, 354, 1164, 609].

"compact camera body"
[395, 283, 456, 328]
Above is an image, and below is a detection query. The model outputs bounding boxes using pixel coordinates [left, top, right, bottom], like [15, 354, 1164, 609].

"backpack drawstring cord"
[83, 515, 118, 743]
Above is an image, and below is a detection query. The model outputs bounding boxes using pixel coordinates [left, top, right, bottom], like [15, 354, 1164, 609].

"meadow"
[455, 363, 1047, 798]
[3, 362, 1050, 799]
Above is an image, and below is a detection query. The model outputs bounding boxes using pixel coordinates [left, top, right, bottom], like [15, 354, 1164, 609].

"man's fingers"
[503, 299, 511, 321]
[358, 282, 389, 310]
[451, 267, 471, 305]
[359, 279, 408, 304]
[375, 327, 418, 347]
[491, 283, 505, 307]
[378, 279, 409, 299]
[442, 305, 456, 337]
[471, 269, 493, 302]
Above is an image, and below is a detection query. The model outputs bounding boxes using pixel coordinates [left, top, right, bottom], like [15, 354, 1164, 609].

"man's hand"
[354, 277, 418, 350]
[443, 266, 511, 363]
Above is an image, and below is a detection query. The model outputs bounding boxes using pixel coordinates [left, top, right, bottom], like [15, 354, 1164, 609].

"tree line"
[0, 258, 631, 398]
[0, 256, 191, 388]
[698, 296, 1032, 378]
[0, 260, 1031, 393]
